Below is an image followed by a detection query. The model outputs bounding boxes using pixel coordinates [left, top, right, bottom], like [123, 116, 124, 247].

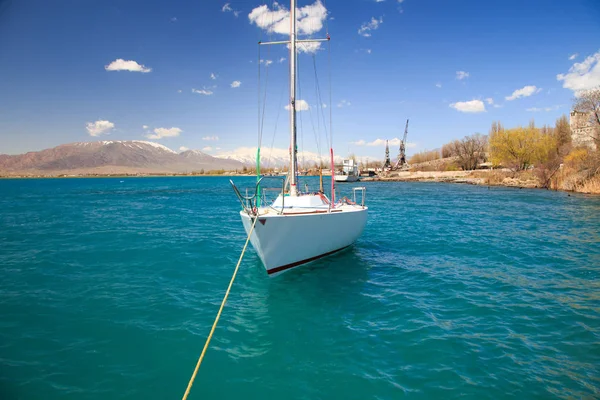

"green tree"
[489, 126, 556, 171]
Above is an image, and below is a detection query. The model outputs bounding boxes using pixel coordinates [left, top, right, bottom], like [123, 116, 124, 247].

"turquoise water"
[1, 177, 599, 399]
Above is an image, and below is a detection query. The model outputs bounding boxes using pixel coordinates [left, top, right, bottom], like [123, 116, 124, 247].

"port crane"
[393, 119, 409, 170]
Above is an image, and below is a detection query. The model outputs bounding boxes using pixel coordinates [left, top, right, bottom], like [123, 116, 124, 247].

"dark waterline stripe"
[267, 245, 351, 275]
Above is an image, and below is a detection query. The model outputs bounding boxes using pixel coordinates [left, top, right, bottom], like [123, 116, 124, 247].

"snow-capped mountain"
[0, 141, 244, 174]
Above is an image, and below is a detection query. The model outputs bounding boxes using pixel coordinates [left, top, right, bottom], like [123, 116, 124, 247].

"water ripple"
[0, 178, 599, 399]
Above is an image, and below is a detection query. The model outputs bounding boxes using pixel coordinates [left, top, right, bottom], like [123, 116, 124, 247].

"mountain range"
[0, 141, 244, 176]
[0, 140, 364, 177]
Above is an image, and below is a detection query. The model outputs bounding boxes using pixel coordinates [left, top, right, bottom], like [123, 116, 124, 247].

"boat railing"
[230, 176, 286, 216]
[352, 186, 366, 207]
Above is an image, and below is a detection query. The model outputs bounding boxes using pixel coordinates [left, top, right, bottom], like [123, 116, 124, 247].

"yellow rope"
[181, 215, 259, 400]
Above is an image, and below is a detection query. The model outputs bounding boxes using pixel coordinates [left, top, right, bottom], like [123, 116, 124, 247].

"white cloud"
[435, 83, 442, 88]
[217, 146, 345, 165]
[222, 3, 239, 16]
[285, 99, 309, 111]
[146, 127, 182, 140]
[202, 136, 219, 141]
[569, 53, 578, 60]
[86, 120, 115, 136]
[202, 146, 213, 152]
[337, 99, 351, 108]
[210, 73, 217, 80]
[142, 125, 149, 129]
[294, 42, 322, 53]
[485, 97, 494, 105]
[179, 146, 189, 152]
[557, 50, 600, 93]
[278, 57, 286, 63]
[358, 16, 383, 37]
[375, 0, 385, 2]
[230, 80, 241, 88]
[351, 138, 416, 147]
[177, 89, 182, 93]
[260, 59, 273, 66]
[322, 103, 327, 108]
[170, 17, 177, 22]
[449, 100, 486, 113]
[526, 105, 562, 112]
[192, 88, 213, 95]
[249, 1, 327, 36]
[105, 59, 152, 73]
[505, 85, 542, 101]
[456, 71, 469, 80]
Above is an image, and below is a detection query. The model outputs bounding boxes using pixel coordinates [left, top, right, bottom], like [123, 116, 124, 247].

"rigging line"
[327, 38, 333, 150]
[258, 0, 278, 151]
[305, 94, 320, 163]
[297, 54, 305, 174]
[305, 55, 321, 165]
[296, 50, 308, 176]
[311, 53, 328, 157]
[322, 0, 330, 36]
[181, 216, 259, 400]
[257, 45, 262, 207]
[259, 44, 272, 149]
[311, 50, 328, 140]
[258, 44, 261, 149]
[327, 37, 335, 204]
[266, 83, 286, 172]
[315, 54, 322, 163]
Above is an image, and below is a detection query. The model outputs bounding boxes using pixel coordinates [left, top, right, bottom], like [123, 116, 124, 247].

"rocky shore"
[361, 170, 542, 189]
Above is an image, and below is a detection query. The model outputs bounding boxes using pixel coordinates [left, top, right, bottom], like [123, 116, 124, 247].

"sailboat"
[230, 0, 368, 275]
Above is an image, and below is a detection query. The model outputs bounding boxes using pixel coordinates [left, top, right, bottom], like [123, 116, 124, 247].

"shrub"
[409, 149, 441, 164]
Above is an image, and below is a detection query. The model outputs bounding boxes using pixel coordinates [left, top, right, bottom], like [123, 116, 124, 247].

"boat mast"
[289, 0, 298, 196]
[258, 0, 327, 197]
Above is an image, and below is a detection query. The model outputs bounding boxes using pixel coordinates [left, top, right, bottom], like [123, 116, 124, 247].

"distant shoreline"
[0, 170, 544, 190]
[2, 170, 597, 195]
[0, 173, 256, 179]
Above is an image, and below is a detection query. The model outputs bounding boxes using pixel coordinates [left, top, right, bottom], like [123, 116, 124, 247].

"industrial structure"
[382, 140, 392, 170]
[393, 119, 410, 170]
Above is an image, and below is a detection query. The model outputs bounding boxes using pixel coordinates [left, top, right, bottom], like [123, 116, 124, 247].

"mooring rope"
[181, 215, 259, 400]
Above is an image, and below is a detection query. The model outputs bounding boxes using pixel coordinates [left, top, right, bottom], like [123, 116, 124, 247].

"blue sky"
[0, 0, 599, 160]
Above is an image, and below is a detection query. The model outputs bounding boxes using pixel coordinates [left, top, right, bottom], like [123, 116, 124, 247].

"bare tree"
[490, 121, 504, 136]
[441, 142, 455, 158]
[450, 133, 488, 170]
[553, 115, 571, 150]
[573, 86, 600, 147]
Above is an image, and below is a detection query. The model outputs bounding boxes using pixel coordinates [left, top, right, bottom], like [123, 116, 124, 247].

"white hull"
[241, 205, 367, 275]
[334, 175, 359, 182]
